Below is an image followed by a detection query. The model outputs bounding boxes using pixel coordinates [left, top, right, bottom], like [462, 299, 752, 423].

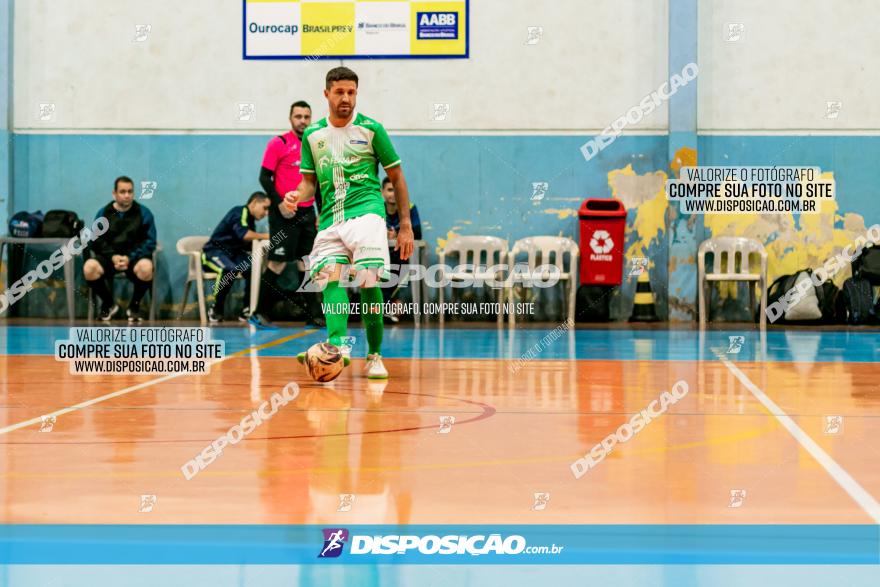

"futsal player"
[259, 100, 325, 328]
[285, 66, 414, 379]
[203, 191, 271, 323]
[84, 176, 157, 322]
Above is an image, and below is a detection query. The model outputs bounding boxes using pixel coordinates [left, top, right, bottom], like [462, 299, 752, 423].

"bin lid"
[578, 198, 626, 219]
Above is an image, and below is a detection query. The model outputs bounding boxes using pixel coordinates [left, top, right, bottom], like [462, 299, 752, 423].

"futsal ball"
[305, 342, 344, 382]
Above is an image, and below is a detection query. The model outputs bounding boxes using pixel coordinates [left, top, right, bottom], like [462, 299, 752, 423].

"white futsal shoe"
[364, 353, 389, 379]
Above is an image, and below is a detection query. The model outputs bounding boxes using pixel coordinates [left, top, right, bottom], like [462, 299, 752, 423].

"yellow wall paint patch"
[608, 165, 669, 261]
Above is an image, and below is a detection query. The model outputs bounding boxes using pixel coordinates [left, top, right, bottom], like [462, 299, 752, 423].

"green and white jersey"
[300, 112, 401, 231]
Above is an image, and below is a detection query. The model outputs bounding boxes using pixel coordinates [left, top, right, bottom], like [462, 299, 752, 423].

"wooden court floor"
[1, 325, 879, 526]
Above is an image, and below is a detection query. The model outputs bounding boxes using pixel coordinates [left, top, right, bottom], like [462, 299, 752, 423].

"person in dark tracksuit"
[84, 176, 157, 322]
[202, 192, 271, 324]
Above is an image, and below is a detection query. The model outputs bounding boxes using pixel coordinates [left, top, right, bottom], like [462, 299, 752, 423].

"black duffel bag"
[41, 210, 84, 238]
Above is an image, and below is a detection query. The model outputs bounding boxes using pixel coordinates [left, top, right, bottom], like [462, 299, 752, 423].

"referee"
[259, 100, 324, 327]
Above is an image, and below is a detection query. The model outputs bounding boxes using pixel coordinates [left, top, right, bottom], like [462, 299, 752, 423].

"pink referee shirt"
[261, 131, 314, 208]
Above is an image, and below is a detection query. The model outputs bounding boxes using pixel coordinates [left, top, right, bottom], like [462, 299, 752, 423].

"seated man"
[382, 176, 422, 322]
[84, 175, 157, 322]
[203, 192, 271, 324]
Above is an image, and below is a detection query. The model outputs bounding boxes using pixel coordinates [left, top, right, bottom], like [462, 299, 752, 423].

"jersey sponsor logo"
[350, 139, 367, 145]
[319, 154, 360, 170]
[349, 173, 369, 181]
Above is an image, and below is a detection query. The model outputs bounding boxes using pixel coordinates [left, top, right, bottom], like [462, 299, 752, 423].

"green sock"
[360, 286, 384, 355]
[322, 281, 349, 347]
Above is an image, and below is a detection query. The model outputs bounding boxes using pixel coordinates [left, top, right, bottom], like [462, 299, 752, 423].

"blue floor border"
[0, 525, 877, 564]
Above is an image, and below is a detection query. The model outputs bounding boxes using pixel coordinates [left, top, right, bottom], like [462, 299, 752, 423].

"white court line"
[715, 349, 880, 524]
[0, 369, 199, 437]
[0, 330, 316, 438]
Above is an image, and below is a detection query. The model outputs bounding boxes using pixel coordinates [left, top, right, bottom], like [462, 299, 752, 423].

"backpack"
[841, 276, 876, 325]
[8, 210, 44, 237]
[853, 244, 880, 285]
[765, 269, 839, 324]
[41, 210, 84, 238]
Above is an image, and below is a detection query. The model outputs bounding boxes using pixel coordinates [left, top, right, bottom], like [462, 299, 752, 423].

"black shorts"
[90, 253, 141, 282]
[267, 201, 317, 264]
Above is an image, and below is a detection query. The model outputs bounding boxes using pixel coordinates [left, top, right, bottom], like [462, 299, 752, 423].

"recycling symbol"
[590, 230, 614, 254]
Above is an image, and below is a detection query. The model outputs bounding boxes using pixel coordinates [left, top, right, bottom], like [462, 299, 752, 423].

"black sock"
[295, 269, 312, 317]
[89, 277, 113, 308]
[130, 276, 151, 308]
[213, 271, 233, 312]
[257, 269, 282, 315]
[241, 272, 251, 310]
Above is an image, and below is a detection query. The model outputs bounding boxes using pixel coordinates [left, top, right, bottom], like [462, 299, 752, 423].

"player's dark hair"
[382, 176, 392, 187]
[326, 67, 358, 89]
[114, 176, 134, 191]
[290, 100, 311, 116]
[247, 191, 270, 205]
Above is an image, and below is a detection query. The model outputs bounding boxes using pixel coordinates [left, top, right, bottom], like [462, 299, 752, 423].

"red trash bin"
[578, 198, 626, 285]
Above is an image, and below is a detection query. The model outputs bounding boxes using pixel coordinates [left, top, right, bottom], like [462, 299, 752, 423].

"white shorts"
[307, 213, 390, 278]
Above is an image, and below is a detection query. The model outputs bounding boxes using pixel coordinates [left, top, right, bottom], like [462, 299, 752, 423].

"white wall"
[13, 0, 669, 131]
[699, 0, 880, 131]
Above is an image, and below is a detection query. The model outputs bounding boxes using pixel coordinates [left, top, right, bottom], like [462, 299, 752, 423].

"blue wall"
[10, 133, 668, 319]
[8, 132, 880, 320]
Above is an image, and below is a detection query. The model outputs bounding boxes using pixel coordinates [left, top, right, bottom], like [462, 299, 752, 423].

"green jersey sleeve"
[372, 123, 401, 170]
[300, 130, 316, 174]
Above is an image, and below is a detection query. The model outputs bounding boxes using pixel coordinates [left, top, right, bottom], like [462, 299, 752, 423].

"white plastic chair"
[437, 236, 508, 325]
[180, 238, 267, 323]
[176, 236, 213, 324]
[248, 239, 272, 314]
[507, 236, 579, 326]
[698, 237, 768, 329]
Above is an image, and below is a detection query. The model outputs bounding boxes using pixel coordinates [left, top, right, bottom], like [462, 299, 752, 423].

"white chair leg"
[567, 278, 576, 325]
[698, 270, 706, 326]
[509, 282, 516, 327]
[250, 241, 264, 315]
[178, 280, 192, 319]
[410, 256, 421, 326]
[749, 281, 756, 321]
[196, 270, 207, 325]
[759, 277, 767, 331]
